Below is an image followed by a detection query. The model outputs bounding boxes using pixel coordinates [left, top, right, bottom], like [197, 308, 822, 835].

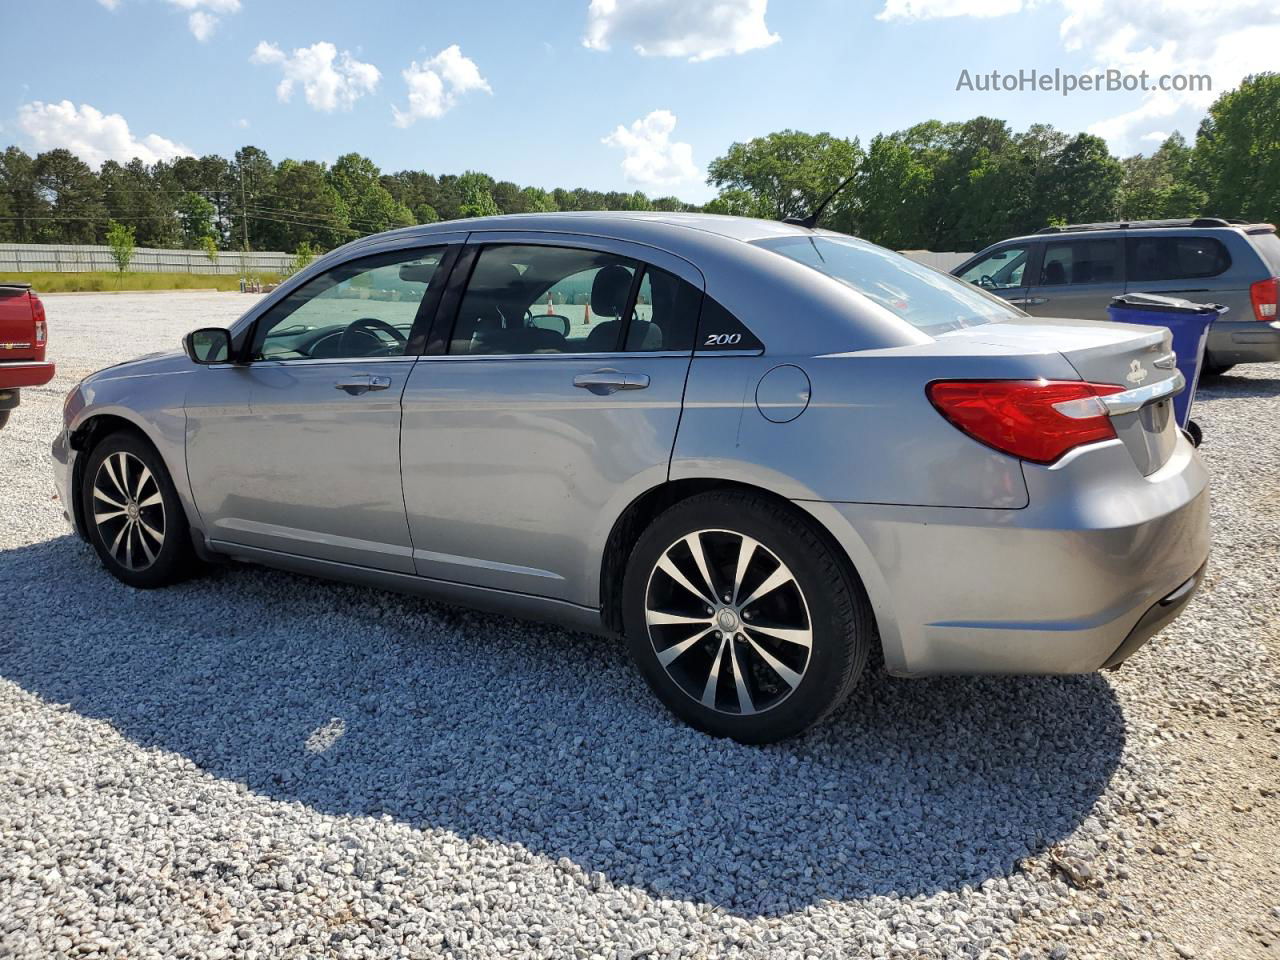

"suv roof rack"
[1034, 217, 1244, 235]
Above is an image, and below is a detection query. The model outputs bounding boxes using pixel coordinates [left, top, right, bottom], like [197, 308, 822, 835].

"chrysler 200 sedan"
[53, 213, 1210, 743]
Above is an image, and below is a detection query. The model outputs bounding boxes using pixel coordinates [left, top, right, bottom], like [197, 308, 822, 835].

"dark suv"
[952, 218, 1280, 375]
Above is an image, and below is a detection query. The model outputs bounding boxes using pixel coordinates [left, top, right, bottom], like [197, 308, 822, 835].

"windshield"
[754, 234, 1020, 334]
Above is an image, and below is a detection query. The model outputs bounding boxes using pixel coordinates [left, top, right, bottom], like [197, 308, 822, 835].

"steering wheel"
[978, 274, 998, 289]
[338, 316, 408, 356]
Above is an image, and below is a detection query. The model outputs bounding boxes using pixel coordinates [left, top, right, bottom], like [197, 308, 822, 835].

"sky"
[2, 0, 1275, 203]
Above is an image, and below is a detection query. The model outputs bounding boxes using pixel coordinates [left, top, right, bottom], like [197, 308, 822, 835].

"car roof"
[988, 220, 1275, 247]
[334, 211, 827, 260]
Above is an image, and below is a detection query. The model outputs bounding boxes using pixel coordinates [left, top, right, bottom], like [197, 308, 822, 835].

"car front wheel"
[623, 491, 874, 743]
[80, 431, 197, 589]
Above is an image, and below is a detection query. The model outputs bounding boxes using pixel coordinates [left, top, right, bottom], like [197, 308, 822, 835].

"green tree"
[855, 134, 934, 249]
[328, 153, 414, 237]
[413, 203, 440, 224]
[1193, 72, 1280, 222]
[1050, 134, 1123, 225]
[458, 171, 501, 218]
[262, 159, 348, 251]
[201, 234, 219, 266]
[105, 220, 136, 275]
[706, 130, 862, 222]
[0, 147, 48, 242]
[176, 191, 217, 246]
[289, 240, 317, 275]
[34, 149, 104, 244]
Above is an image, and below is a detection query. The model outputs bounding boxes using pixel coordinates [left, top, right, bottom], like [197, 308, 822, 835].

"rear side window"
[1247, 231, 1280, 274]
[623, 266, 702, 351]
[1040, 239, 1121, 285]
[1127, 236, 1231, 282]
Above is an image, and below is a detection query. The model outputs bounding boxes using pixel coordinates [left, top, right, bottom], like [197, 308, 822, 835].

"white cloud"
[878, 0, 1027, 18]
[251, 41, 381, 112]
[98, 0, 240, 40]
[878, 0, 1280, 153]
[237, 117, 250, 128]
[392, 45, 491, 127]
[602, 109, 699, 185]
[17, 100, 193, 167]
[584, 0, 779, 61]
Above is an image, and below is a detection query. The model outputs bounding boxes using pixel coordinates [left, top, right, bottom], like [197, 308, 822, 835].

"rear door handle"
[1024, 297, 1049, 306]
[335, 374, 392, 395]
[573, 370, 650, 395]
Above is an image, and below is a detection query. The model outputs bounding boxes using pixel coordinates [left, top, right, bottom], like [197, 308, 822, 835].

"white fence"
[900, 250, 973, 272]
[0, 243, 294, 275]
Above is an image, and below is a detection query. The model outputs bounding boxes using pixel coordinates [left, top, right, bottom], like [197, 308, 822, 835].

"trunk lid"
[0, 284, 38, 362]
[939, 316, 1182, 475]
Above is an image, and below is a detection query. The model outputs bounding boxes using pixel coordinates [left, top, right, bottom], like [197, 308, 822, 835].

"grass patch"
[0, 271, 282, 293]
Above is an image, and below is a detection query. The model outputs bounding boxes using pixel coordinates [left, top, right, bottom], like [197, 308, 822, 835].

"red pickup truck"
[0, 283, 54, 429]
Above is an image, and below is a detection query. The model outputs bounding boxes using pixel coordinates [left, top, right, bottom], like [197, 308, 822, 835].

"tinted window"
[1250, 231, 1280, 273]
[624, 266, 702, 351]
[251, 248, 445, 360]
[1039, 239, 1121, 285]
[958, 245, 1030, 290]
[451, 245, 641, 355]
[755, 234, 1018, 334]
[1127, 236, 1231, 282]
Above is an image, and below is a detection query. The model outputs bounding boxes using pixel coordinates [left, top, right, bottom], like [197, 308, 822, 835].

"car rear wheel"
[622, 491, 874, 743]
[81, 431, 197, 589]
[1202, 358, 1234, 378]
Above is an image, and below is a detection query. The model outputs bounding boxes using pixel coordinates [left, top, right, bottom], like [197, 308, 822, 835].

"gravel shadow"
[1, 535, 1126, 917]
[1197, 373, 1280, 399]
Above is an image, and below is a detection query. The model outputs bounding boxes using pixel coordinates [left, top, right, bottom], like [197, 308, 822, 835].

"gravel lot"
[1, 291, 1277, 959]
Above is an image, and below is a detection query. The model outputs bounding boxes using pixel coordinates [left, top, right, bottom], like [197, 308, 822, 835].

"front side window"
[1127, 236, 1231, 282]
[251, 247, 446, 360]
[1040, 239, 1121, 286]
[958, 245, 1030, 290]
[755, 234, 1018, 334]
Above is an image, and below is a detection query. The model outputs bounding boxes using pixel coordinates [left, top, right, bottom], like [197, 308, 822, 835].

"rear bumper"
[1206, 320, 1280, 365]
[0, 360, 55, 390]
[798, 435, 1210, 676]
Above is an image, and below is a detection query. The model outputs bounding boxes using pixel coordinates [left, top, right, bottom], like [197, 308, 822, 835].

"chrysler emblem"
[1126, 359, 1148, 385]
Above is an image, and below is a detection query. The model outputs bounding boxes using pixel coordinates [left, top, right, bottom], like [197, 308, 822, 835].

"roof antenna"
[782, 173, 857, 230]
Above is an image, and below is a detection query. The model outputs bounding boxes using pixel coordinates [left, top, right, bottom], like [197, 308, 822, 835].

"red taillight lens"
[927, 380, 1125, 465]
[1250, 276, 1278, 321]
[30, 294, 46, 344]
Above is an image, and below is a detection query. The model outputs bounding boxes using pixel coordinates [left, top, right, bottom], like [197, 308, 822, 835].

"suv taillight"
[30, 294, 46, 344]
[927, 380, 1125, 465]
[1250, 276, 1278, 321]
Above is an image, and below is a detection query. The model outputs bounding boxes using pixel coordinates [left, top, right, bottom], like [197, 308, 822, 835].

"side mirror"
[184, 327, 232, 364]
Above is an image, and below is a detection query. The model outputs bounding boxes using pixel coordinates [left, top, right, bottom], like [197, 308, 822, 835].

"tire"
[622, 491, 874, 743]
[80, 430, 197, 589]
[0, 409, 9, 430]
[1202, 359, 1234, 379]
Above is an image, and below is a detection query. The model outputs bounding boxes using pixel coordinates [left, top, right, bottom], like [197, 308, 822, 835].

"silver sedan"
[52, 213, 1210, 742]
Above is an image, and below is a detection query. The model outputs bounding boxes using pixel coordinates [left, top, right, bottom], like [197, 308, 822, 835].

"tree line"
[0, 72, 1275, 256]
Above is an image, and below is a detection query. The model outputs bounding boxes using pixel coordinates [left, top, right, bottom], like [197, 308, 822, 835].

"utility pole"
[239, 162, 250, 252]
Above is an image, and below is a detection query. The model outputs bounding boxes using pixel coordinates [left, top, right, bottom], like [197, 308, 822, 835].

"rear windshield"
[1249, 231, 1280, 274]
[753, 235, 1019, 334]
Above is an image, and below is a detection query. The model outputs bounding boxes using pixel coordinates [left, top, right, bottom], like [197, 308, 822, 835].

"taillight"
[30, 294, 46, 344]
[1250, 276, 1278, 321]
[927, 380, 1125, 465]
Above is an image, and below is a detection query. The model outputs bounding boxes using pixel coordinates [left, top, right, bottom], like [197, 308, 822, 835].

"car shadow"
[1197, 372, 1280, 399]
[0, 535, 1126, 918]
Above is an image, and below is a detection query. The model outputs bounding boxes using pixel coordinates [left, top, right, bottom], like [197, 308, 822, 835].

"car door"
[185, 240, 461, 572]
[953, 242, 1035, 307]
[1023, 236, 1125, 320]
[399, 233, 702, 607]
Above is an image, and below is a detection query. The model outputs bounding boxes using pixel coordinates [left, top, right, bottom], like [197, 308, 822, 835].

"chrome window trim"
[206, 355, 419, 370]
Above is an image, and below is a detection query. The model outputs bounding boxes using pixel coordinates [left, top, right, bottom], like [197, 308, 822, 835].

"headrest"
[591, 265, 633, 317]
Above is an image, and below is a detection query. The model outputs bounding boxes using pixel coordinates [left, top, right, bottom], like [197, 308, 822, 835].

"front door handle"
[1024, 297, 1049, 306]
[335, 374, 392, 395]
[573, 370, 649, 395]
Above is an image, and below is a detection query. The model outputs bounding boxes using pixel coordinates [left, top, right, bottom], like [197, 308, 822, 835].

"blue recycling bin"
[1106, 292, 1226, 431]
